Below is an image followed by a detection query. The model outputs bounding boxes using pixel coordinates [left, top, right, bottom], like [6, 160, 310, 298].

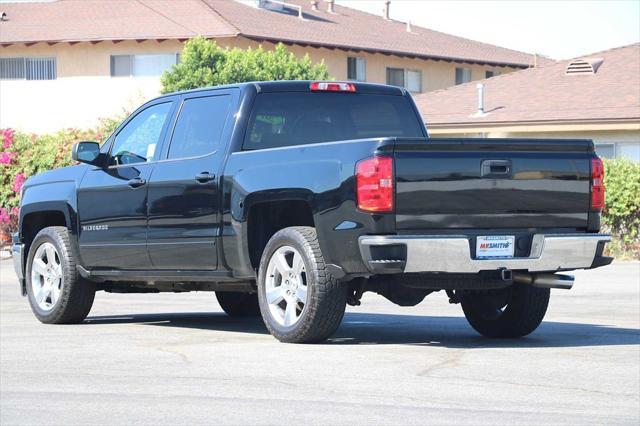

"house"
[413, 43, 640, 162]
[0, 0, 546, 133]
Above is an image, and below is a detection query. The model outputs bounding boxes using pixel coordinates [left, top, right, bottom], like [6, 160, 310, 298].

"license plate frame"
[476, 235, 515, 259]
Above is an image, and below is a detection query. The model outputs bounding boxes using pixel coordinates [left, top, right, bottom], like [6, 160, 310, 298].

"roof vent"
[565, 57, 604, 75]
[0, 12, 7, 22]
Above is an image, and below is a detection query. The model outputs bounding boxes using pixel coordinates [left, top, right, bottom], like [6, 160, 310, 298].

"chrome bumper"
[358, 234, 611, 274]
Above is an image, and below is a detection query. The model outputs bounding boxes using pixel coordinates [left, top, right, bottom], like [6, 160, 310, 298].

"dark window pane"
[347, 57, 356, 80]
[0, 57, 25, 79]
[243, 92, 424, 150]
[386, 68, 404, 87]
[485, 70, 495, 78]
[25, 57, 56, 80]
[168, 95, 231, 159]
[110, 102, 172, 165]
[111, 55, 132, 77]
[455, 67, 471, 85]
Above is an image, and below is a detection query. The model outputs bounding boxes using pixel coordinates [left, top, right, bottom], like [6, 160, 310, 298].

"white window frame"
[110, 54, 180, 78]
[455, 67, 472, 85]
[0, 57, 57, 80]
[347, 56, 366, 82]
[385, 67, 422, 93]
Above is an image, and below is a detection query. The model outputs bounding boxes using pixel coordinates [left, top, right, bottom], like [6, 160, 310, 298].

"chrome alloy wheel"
[30, 242, 63, 311]
[264, 245, 308, 327]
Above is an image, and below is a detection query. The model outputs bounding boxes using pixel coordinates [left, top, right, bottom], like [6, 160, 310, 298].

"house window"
[386, 68, 422, 93]
[0, 57, 57, 80]
[485, 70, 499, 78]
[455, 67, 472, 85]
[347, 57, 366, 81]
[618, 143, 640, 162]
[110, 54, 179, 77]
[595, 143, 615, 159]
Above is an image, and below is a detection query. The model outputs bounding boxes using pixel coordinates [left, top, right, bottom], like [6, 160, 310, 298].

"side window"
[167, 95, 231, 159]
[110, 102, 172, 166]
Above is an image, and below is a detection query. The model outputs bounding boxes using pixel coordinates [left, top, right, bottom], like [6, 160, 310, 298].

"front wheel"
[461, 283, 550, 338]
[25, 226, 96, 324]
[257, 226, 347, 343]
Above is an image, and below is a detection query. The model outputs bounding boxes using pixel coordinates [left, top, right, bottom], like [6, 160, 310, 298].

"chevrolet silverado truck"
[12, 81, 612, 343]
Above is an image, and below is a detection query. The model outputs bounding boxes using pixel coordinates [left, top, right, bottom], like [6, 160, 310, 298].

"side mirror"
[72, 141, 101, 165]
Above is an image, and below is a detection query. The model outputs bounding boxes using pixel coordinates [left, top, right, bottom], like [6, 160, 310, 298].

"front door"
[147, 90, 236, 270]
[77, 100, 174, 269]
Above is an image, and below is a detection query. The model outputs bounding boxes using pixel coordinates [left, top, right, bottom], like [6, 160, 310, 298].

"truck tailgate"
[393, 138, 593, 230]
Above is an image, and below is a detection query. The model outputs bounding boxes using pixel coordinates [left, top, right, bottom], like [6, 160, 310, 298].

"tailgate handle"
[482, 160, 511, 177]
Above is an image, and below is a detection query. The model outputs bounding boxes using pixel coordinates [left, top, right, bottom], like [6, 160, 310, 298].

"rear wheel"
[257, 226, 347, 343]
[215, 292, 260, 317]
[461, 283, 550, 338]
[26, 226, 95, 324]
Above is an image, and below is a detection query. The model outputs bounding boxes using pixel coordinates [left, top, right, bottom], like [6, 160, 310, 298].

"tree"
[161, 37, 331, 93]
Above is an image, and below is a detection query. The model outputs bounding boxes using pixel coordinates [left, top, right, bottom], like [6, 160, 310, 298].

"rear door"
[146, 89, 237, 269]
[393, 139, 593, 230]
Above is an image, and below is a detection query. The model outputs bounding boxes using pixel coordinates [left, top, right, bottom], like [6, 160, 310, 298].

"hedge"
[1, 128, 639, 259]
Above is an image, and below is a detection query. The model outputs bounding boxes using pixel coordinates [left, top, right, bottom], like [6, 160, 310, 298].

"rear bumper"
[12, 233, 26, 295]
[358, 233, 612, 274]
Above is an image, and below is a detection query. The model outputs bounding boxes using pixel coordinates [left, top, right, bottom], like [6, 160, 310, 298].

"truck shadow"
[84, 311, 640, 348]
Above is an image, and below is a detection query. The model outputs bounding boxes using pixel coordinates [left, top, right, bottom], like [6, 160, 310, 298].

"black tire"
[257, 226, 347, 343]
[215, 292, 260, 317]
[25, 226, 95, 324]
[461, 283, 550, 338]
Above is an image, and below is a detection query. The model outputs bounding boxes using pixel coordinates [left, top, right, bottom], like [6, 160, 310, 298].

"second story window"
[455, 67, 472, 85]
[347, 57, 366, 81]
[110, 54, 179, 77]
[386, 68, 422, 93]
[0, 57, 57, 80]
[486, 70, 499, 78]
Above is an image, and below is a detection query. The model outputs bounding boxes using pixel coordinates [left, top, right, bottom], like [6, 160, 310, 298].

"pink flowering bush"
[0, 115, 124, 240]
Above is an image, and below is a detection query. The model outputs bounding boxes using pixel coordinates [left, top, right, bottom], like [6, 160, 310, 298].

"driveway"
[1, 259, 638, 425]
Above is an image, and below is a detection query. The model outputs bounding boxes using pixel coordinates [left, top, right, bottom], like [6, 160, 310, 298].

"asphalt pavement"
[1, 259, 639, 425]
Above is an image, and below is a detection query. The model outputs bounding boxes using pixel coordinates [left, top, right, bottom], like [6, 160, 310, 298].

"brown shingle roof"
[0, 0, 545, 68]
[414, 43, 640, 126]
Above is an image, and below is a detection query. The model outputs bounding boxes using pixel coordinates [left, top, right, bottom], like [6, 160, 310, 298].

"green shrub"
[602, 158, 640, 259]
[161, 37, 330, 93]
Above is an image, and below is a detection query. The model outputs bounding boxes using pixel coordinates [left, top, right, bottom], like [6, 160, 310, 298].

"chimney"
[311, 1, 319, 11]
[383, 1, 390, 20]
[327, 0, 335, 13]
[476, 83, 485, 115]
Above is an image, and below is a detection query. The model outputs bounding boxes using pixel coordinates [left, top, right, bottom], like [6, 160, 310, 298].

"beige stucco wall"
[0, 37, 518, 132]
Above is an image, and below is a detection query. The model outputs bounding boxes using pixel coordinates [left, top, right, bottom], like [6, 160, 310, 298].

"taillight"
[309, 81, 356, 92]
[591, 157, 605, 210]
[356, 156, 394, 212]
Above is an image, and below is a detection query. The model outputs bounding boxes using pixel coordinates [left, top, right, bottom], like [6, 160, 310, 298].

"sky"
[337, 0, 640, 59]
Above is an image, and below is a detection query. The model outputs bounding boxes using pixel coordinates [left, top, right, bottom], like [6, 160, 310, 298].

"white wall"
[0, 76, 163, 133]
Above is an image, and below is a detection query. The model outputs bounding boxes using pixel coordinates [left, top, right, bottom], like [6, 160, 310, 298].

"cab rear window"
[243, 92, 425, 150]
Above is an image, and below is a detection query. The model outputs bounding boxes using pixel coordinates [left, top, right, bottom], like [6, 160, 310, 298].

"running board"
[77, 266, 239, 282]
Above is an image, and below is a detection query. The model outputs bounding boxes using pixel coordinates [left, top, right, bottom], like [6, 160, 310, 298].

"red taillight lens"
[356, 156, 394, 212]
[591, 157, 605, 210]
[309, 81, 356, 92]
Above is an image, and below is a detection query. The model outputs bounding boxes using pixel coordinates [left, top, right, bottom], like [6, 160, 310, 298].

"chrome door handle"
[127, 177, 146, 188]
[195, 172, 215, 183]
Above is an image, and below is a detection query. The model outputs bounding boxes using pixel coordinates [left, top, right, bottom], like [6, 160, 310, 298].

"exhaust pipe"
[512, 272, 574, 290]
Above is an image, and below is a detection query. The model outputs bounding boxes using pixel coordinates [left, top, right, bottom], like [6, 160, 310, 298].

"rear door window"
[167, 95, 231, 159]
[243, 93, 424, 150]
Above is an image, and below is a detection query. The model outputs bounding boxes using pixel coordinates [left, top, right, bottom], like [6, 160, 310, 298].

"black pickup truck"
[12, 81, 611, 343]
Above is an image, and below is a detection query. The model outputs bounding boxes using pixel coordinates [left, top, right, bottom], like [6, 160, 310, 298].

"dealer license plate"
[476, 235, 515, 259]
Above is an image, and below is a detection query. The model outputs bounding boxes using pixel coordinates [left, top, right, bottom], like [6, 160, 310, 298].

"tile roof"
[0, 0, 545, 68]
[414, 43, 640, 126]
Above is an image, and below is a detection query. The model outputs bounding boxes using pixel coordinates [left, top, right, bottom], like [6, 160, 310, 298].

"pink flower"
[0, 208, 9, 225]
[12, 173, 26, 193]
[0, 151, 16, 165]
[1, 128, 15, 149]
[10, 206, 20, 216]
